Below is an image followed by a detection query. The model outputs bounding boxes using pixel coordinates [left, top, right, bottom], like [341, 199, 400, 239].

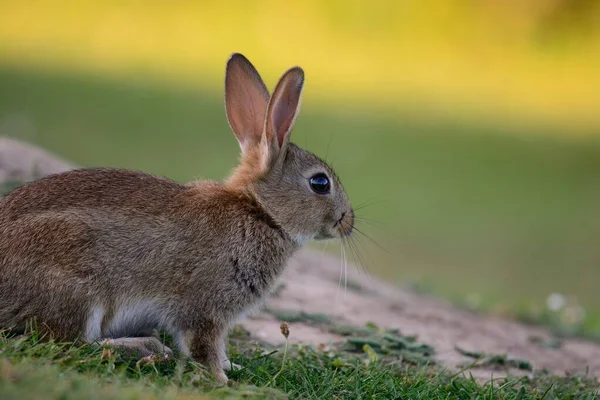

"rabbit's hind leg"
[99, 337, 173, 360]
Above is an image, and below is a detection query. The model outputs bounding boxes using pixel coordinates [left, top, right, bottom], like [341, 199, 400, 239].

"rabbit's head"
[224, 53, 353, 243]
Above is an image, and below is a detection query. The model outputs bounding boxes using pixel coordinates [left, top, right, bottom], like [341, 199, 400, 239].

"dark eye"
[309, 173, 331, 195]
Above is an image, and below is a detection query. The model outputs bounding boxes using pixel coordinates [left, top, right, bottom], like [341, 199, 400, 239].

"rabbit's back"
[0, 168, 187, 221]
[0, 168, 192, 282]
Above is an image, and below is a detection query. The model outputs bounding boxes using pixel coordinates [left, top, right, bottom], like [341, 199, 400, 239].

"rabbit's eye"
[309, 173, 330, 195]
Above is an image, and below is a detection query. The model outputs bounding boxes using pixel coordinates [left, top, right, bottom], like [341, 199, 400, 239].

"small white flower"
[546, 293, 566, 312]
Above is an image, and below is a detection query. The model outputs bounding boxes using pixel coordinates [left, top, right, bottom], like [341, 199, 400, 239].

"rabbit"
[0, 53, 354, 384]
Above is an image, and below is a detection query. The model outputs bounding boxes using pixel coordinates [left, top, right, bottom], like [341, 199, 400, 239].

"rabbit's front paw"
[221, 359, 242, 371]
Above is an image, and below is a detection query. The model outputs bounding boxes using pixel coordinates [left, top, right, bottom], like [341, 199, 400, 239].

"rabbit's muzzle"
[335, 210, 354, 238]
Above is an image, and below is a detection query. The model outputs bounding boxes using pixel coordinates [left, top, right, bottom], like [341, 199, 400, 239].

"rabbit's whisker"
[348, 235, 369, 277]
[352, 198, 385, 212]
[336, 240, 344, 301]
[342, 238, 348, 300]
[354, 215, 386, 228]
[352, 225, 390, 255]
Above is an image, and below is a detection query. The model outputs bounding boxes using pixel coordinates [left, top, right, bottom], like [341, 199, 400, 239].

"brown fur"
[0, 54, 353, 383]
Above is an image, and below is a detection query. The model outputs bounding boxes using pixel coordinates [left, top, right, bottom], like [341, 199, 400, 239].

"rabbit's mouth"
[314, 211, 354, 241]
[334, 210, 354, 238]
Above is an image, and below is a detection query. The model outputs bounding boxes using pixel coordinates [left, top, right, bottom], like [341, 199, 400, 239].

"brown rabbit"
[0, 53, 354, 383]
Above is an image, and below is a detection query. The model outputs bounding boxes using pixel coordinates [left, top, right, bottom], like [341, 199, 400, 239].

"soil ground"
[245, 249, 600, 380]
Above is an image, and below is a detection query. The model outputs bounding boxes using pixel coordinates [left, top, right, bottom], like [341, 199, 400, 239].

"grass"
[1, 326, 599, 399]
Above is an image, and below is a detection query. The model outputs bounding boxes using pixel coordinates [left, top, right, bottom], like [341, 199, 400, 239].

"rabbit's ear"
[265, 66, 304, 154]
[225, 53, 270, 155]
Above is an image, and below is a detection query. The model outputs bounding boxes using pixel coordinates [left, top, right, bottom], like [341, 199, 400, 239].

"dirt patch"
[2, 137, 600, 381]
[243, 249, 600, 380]
[0, 137, 74, 183]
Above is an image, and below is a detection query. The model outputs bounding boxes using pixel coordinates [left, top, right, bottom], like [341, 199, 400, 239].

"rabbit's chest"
[223, 239, 297, 306]
[229, 256, 277, 297]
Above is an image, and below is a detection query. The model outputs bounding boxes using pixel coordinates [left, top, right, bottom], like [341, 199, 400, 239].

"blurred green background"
[1, 1, 600, 333]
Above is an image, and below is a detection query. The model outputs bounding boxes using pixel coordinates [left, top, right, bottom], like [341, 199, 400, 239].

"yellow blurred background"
[1, 0, 599, 131]
[1, 0, 600, 336]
